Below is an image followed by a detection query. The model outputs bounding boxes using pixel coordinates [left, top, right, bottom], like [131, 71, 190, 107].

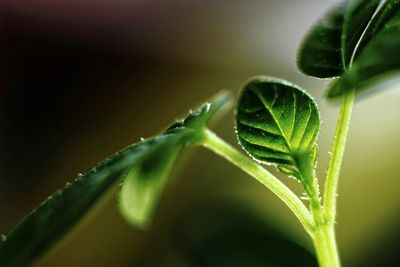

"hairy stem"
[323, 88, 356, 224]
[201, 128, 315, 234]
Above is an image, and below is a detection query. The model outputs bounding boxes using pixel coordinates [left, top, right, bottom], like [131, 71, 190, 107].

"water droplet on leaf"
[205, 103, 211, 111]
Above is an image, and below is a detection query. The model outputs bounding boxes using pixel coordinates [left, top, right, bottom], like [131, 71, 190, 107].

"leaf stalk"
[201, 128, 315, 235]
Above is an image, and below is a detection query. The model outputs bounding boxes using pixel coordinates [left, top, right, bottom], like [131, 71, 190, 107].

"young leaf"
[118, 131, 188, 229]
[299, 0, 400, 97]
[182, 90, 233, 130]
[341, 0, 380, 67]
[0, 91, 233, 267]
[298, 0, 383, 77]
[328, 6, 400, 97]
[235, 77, 320, 194]
[0, 139, 165, 267]
[297, 3, 346, 78]
[118, 90, 233, 228]
[350, 0, 400, 63]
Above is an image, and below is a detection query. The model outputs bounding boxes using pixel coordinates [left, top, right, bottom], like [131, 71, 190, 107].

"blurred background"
[1, 0, 399, 266]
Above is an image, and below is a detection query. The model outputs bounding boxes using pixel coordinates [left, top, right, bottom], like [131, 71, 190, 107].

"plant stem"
[312, 88, 355, 267]
[323, 88, 356, 224]
[201, 128, 315, 234]
[312, 222, 341, 267]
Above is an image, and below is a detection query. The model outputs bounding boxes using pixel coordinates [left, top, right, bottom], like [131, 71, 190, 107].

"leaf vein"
[298, 99, 313, 149]
[253, 87, 292, 151]
[238, 120, 282, 138]
[289, 89, 297, 140]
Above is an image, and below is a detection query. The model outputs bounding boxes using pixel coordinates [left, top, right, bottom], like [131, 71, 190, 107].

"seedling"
[1, 0, 399, 266]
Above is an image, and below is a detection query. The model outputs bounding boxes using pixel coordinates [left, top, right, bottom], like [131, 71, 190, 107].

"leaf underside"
[235, 77, 320, 187]
[0, 91, 233, 267]
[298, 0, 400, 97]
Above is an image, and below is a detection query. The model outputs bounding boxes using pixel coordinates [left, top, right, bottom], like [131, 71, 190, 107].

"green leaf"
[349, 0, 400, 63]
[341, 0, 380, 67]
[118, 131, 187, 229]
[0, 139, 165, 267]
[299, 0, 400, 97]
[181, 90, 233, 130]
[0, 91, 233, 267]
[297, 3, 346, 78]
[117, 91, 233, 228]
[297, 0, 381, 77]
[235, 77, 320, 194]
[118, 90, 233, 228]
[328, 4, 400, 97]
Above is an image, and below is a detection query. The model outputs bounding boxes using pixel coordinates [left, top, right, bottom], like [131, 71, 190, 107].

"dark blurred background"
[1, 0, 399, 266]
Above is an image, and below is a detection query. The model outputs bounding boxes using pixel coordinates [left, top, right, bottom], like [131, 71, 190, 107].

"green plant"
[1, 0, 399, 266]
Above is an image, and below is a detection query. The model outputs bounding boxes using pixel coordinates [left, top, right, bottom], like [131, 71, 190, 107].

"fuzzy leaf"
[118, 131, 188, 229]
[181, 90, 233, 130]
[118, 91, 233, 228]
[0, 136, 174, 267]
[0, 91, 233, 267]
[235, 77, 320, 191]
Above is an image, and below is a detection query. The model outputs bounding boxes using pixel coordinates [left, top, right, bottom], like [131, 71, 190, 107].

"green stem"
[312, 88, 355, 267]
[201, 128, 315, 234]
[323, 88, 356, 224]
[312, 223, 341, 267]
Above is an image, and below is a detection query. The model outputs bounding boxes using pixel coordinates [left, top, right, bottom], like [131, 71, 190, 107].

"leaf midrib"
[344, 0, 391, 69]
[252, 86, 316, 156]
[252, 87, 293, 152]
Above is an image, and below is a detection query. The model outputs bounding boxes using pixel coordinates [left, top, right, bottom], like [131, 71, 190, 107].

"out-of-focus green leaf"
[329, 6, 400, 97]
[118, 90, 233, 228]
[297, 3, 346, 78]
[0, 91, 233, 267]
[235, 77, 320, 195]
[118, 131, 188, 229]
[0, 136, 170, 267]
